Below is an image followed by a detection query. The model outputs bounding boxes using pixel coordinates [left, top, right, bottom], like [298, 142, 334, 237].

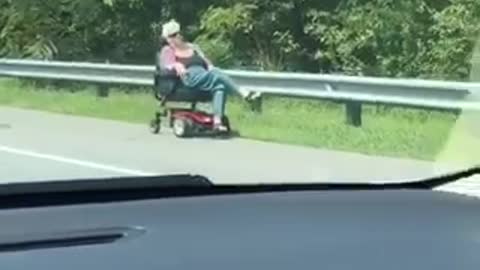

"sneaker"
[244, 91, 262, 101]
[213, 116, 228, 132]
[213, 123, 229, 132]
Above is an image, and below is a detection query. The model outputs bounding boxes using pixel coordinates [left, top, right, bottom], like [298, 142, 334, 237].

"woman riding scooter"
[159, 19, 261, 131]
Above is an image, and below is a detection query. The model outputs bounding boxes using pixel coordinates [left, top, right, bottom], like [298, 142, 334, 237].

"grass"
[0, 78, 462, 161]
[435, 111, 480, 168]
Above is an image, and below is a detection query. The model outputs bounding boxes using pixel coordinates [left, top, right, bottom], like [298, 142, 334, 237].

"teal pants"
[181, 66, 239, 118]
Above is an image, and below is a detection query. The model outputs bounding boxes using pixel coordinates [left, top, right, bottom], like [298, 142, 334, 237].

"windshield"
[0, 0, 478, 188]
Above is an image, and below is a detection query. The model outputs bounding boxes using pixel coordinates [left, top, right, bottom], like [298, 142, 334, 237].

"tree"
[305, 0, 436, 76]
[427, 0, 480, 80]
[194, 0, 323, 71]
[1, 0, 479, 80]
[0, 0, 105, 59]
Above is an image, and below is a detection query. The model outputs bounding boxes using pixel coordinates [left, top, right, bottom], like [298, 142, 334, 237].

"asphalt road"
[0, 106, 462, 185]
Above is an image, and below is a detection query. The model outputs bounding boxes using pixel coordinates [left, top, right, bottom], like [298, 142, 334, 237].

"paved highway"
[0, 106, 475, 191]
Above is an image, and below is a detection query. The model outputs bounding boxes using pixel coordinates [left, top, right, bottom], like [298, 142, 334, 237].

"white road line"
[0, 144, 155, 176]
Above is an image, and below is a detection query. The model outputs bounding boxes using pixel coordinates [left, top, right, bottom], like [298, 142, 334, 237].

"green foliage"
[306, 0, 435, 76]
[303, 0, 480, 79]
[0, 0, 106, 59]
[194, 1, 311, 71]
[428, 0, 480, 80]
[193, 3, 250, 67]
[194, 36, 235, 68]
[470, 35, 480, 82]
[1, 0, 480, 79]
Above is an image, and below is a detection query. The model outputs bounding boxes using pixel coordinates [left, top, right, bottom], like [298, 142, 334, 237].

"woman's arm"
[159, 46, 187, 76]
[159, 46, 177, 70]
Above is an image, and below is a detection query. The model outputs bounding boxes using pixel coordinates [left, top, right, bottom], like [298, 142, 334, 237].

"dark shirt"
[175, 51, 208, 69]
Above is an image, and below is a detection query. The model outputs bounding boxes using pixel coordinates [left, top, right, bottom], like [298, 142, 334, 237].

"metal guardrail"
[1, 58, 480, 126]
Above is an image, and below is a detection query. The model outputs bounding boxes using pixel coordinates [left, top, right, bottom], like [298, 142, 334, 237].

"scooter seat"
[164, 87, 213, 102]
[154, 69, 213, 103]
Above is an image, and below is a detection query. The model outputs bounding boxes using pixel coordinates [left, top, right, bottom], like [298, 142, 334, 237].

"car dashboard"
[0, 180, 479, 270]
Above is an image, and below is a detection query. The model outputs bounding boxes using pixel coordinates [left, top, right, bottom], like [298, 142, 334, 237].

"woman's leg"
[212, 90, 227, 129]
[209, 68, 259, 99]
[183, 66, 259, 100]
[181, 66, 225, 92]
[181, 67, 228, 129]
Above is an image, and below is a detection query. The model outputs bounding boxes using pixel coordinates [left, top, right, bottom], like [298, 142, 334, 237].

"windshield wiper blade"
[0, 174, 213, 197]
[0, 174, 213, 209]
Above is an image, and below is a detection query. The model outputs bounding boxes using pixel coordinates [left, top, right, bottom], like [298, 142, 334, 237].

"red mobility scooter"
[149, 67, 232, 138]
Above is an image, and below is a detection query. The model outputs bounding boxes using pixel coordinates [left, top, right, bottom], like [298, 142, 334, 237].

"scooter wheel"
[150, 119, 160, 134]
[173, 118, 192, 138]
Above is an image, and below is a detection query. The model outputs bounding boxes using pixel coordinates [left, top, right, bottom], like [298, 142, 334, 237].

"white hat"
[162, 20, 180, 38]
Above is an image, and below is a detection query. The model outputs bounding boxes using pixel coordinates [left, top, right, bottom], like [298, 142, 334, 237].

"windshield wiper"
[0, 174, 213, 209]
[0, 166, 478, 209]
[0, 174, 213, 196]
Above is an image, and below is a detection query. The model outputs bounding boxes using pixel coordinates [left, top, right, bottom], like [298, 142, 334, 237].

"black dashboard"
[0, 181, 479, 270]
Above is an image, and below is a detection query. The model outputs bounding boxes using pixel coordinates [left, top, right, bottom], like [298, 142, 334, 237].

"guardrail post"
[96, 84, 110, 98]
[96, 59, 111, 98]
[250, 96, 263, 113]
[345, 101, 362, 127]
